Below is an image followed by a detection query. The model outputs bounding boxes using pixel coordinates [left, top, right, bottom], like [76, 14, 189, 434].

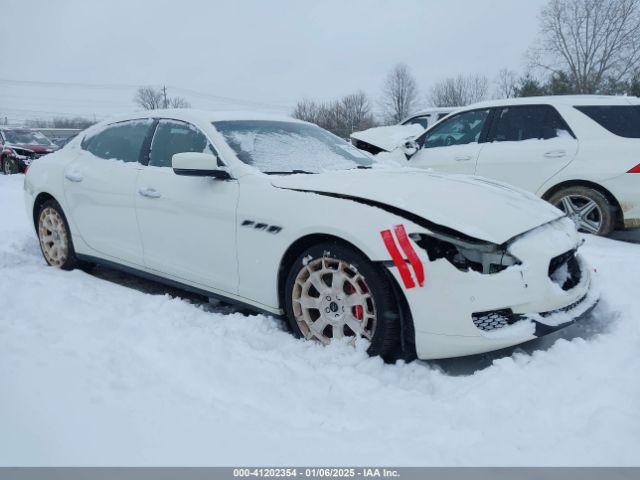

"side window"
[148, 120, 215, 168]
[404, 116, 430, 128]
[423, 109, 490, 148]
[490, 106, 573, 143]
[575, 105, 640, 138]
[84, 119, 154, 162]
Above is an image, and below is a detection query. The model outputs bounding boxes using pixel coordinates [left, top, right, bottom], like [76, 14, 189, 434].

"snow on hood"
[350, 124, 424, 152]
[271, 169, 565, 244]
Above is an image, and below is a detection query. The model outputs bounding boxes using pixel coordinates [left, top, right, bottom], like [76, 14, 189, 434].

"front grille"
[548, 249, 581, 290]
[472, 294, 588, 332]
[472, 309, 518, 332]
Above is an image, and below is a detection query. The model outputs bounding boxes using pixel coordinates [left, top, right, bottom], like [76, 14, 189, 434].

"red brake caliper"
[346, 283, 364, 320]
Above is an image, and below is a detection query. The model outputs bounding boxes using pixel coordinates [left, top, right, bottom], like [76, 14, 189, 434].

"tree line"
[293, 0, 640, 136]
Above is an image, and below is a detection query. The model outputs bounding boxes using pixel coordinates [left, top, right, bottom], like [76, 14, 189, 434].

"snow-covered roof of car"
[96, 109, 303, 126]
[404, 107, 458, 118]
[468, 95, 640, 109]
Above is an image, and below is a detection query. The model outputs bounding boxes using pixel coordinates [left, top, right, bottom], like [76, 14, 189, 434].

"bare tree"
[134, 86, 164, 110]
[428, 74, 489, 107]
[531, 0, 640, 93]
[292, 91, 376, 138]
[337, 91, 376, 135]
[167, 97, 191, 108]
[495, 69, 519, 98]
[379, 63, 419, 124]
[292, 98, 324, 125]
[133, 86, 191, 110]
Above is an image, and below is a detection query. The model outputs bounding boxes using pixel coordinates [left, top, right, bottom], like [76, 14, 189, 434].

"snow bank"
[0, 174, 638, 466]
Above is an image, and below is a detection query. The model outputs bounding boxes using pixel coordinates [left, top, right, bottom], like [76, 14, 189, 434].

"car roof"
[468, 95, 640, 109]
[406, 107, 458, 118]
[98, 108, 304, 126]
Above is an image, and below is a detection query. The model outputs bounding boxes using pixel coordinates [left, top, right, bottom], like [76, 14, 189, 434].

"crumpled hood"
[271, 168, 565, 244]
[350, 124, 424, 152]
[4, 143, 56, 154]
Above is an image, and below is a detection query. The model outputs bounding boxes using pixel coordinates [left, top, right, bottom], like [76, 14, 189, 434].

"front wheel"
[284, 241, 401, 358]
[2, 157, 19, 175]
[549, 186, 616, 236]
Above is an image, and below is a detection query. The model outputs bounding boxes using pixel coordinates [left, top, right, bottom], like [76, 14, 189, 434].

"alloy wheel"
[38, 207, 70, 267]
[291, 257, 377, 345]
[555, 194, 603, 234]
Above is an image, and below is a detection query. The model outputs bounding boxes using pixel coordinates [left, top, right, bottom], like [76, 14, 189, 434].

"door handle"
[64, 170, 83, 182]
[454, 155, 472, 162]
[544, 150, 567, 159]
[138, 187, 161, 199]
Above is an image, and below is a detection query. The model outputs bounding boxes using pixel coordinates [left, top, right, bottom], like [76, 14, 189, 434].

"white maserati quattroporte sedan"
[24, 110, 598, 360]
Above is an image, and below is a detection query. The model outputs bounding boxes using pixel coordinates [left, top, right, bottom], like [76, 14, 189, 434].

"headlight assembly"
[409, 232, 520, 274]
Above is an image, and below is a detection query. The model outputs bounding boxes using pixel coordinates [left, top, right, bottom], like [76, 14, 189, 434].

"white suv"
[408, 96, 640, 235]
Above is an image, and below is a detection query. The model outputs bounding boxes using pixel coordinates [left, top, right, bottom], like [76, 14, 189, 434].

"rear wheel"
[549, 186, 616, 236]
[36, 200, 80, 270]
[284, 241, 401, 358]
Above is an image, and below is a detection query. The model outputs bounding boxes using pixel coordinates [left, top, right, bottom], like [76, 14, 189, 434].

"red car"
[0, 128, 58, 175]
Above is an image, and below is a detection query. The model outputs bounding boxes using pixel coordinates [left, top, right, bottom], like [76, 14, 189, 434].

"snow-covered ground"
[1, 173, 639, 466]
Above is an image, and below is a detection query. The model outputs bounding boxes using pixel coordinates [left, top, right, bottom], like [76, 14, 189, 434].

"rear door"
[475, 105, 578, 192]
[409, 108, 491, 174]
[135, 119, 239, 294]
[63, 119, 154, 265]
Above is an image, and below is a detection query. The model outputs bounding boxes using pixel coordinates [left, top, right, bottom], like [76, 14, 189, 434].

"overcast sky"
[1, 0, 548, 122]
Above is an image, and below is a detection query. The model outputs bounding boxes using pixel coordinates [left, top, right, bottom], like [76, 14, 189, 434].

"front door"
[410, 108, 492, 174]
[135, 119, 239, 294]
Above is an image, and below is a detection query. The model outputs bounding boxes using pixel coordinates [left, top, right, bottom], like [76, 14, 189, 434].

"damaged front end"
[389, 217, 597, 359]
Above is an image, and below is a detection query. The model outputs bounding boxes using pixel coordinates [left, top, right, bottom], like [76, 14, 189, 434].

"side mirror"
[171, 152, 231, 179]
[401, 139, 419, 158]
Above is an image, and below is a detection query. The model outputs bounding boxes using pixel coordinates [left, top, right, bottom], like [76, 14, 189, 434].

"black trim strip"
[76, 254, 281, 317]
[277, 187, 487, 245]
[173, 168, 231, 179]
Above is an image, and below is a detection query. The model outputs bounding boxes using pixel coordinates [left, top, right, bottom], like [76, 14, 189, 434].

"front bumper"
[386, 218, 598, 360]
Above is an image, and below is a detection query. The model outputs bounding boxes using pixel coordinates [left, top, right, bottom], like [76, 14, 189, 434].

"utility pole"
[162, 85, 168, 109]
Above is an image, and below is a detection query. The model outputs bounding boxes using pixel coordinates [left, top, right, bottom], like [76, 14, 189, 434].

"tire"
[2, 157, 18, 175]
[548, 186, 616, 236]
[36, 199, 81, 270]
[283, 241, 402, 358]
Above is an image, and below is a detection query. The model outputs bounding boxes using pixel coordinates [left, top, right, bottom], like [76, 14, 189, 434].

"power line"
[0, 78, 292, 111]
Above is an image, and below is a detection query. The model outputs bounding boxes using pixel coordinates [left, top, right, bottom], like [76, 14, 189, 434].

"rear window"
[575, 105, 640, 138]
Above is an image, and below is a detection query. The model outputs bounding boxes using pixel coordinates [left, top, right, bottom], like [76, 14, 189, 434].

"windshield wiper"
[264, 170, 315, 175]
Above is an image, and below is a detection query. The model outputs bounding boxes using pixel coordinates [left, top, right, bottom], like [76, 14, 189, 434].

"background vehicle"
[408, 95, 640, 236]
[24, 109, 595, 360]
[0, 127, 58, 174]
[350, 107, 456, 154]
[401, 107, 457, 129]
